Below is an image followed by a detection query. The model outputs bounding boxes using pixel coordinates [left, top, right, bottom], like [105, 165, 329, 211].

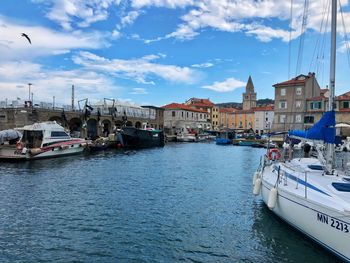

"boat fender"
[21, 147, 28, 154]
[267, 187, 278, 209]
[60, 145, 69, 150]
[16, 141, 24, 151]
[253, 171, 260, 185]
[268, 148, 281, 161]
[80, 142, 87, 147]
[253, 178, 262, 195]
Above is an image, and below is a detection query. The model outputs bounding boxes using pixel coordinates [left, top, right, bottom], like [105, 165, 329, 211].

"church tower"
[242, 75, 257, 110]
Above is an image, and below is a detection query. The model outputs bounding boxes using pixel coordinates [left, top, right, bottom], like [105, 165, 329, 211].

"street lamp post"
[28, 83, 32, 102]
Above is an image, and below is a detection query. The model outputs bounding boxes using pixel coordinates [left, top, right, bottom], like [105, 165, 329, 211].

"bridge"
[0, 106, 164, 138]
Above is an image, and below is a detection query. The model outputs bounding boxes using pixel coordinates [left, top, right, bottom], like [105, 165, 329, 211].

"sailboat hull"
[260, 164, 350, 262]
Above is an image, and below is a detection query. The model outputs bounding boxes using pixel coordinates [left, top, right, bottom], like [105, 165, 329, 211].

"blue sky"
[1, 0, 350, 107]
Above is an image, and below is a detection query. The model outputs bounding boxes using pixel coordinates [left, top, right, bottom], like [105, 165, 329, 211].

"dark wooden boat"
[117, 127, 165, 148]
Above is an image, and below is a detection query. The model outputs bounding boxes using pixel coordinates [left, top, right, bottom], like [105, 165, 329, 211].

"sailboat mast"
[326, 0, 337, 173]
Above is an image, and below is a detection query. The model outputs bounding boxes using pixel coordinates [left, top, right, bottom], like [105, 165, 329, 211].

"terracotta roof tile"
[234, 109, 255, 114]
[336, 91, 350, 101]
[273, 74, 314, 87]
[219, 108, 237, 113]
[186, 98, 214, 106]
[252, 105, 274, 111]
[162, 103, 208, 113]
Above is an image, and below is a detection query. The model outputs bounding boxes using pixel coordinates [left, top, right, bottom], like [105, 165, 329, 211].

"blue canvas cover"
[289, 111, 335, 143]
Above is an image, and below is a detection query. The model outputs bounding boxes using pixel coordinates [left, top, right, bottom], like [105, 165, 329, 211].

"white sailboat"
[253, 1, 350, 261]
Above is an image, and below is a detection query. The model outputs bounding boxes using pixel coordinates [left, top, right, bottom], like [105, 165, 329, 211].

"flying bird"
[21, 33, 31, 44]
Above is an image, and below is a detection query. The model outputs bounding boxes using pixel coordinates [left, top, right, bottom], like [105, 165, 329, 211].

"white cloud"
[0, 61, 117, 104]
[191, 62, 213, 68]
[131, 0, 194, 9]
[0, 16, 109, 61]
[32, 0, 121, 30]
[131, 88, 148, 94]
[136, 0, 346, 43]
[202, 77, 245, 92]
[72, 51, 200, 84]
[119, 11, 142, 28]
[111, 29, 122, 39]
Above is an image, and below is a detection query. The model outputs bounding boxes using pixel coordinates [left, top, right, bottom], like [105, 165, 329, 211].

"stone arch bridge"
[0, 107, 164, 138]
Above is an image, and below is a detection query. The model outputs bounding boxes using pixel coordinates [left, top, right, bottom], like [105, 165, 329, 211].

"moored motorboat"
[0, 121, 88, 160]
[176, 132, 197, 142]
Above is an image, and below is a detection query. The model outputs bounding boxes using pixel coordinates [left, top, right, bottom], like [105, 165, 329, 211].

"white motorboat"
[253, 1, 350, 261]
[176, 132, 197, 142]
[0, 121, 88, 160]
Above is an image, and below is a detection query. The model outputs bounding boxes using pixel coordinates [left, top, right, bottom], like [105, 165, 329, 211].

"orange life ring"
[16, 141, 24, 151]
[268, 148, 281, 160]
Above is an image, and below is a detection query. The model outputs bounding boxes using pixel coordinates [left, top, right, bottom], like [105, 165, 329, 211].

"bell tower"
[242, 75, 257, 110]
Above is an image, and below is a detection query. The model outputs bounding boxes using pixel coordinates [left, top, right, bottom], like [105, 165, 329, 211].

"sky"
[1, 0, 350, 107]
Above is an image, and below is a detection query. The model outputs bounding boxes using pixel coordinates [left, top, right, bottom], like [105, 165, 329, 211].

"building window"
[281, 88, 286, 96]
[295, 115, 302, 123]
[296, 101, 302, 108]
[192, 113, 194, 118]
[279, 101, 287, 109]
[296, 87, 302, 95]
[343, 101, 349, 108]
[310, 101, 322, 110]
[187, 112, 189, 118]
[280, 115, 286, 123]
[182, 111, 184, 117]
[200, 114, 202, 119]
[172, 111, 175, 117]
[304, 116, 314, 123]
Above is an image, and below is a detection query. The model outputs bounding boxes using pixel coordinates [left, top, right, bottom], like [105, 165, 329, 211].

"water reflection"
[252, 201, 341, 263]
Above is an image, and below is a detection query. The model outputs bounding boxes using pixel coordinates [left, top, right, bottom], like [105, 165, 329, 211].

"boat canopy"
[289, 111, 335, 143]
[0, 129, 22, 144]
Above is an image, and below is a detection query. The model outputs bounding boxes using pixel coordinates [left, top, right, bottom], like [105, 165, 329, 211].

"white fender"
[268, 187, 278, 209]
[253, 178, 262, 195]
[253, 171, 260, 185]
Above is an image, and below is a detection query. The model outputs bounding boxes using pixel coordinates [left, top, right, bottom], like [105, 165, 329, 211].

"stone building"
[162, 103, 209, 135]
[253, 105, 274, 135]
[219, 108, 237, 129]
[272, 73, 321, 131]
[184, 98, 214, 130]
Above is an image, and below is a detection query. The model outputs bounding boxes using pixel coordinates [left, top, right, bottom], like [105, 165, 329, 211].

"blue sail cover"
[289, 111, 335, 143]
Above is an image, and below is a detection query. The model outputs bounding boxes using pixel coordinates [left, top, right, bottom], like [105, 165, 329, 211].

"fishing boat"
[216, 129, 235, 145]
[117, 125, 165, 148]
[0, 121, 88, 160]
[253, 1, 350, 261]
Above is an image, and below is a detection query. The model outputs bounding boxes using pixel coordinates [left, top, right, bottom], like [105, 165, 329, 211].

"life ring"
[268, 148, 281, 161]
[16, 141, 24, 151]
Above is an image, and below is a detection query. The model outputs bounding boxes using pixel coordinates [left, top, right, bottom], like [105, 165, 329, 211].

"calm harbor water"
[0, 143, 341, 262]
